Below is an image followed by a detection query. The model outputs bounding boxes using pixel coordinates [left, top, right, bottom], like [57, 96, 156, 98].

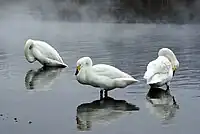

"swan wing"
[85, 64, 138, 89]
[32, 47, 67, 67]
[34, 41, 64, 62]
[77, 64, 138, 90]
[33, 41, 67, 67]
[144, 56, 172, 84]
[86, 73, 137, 90]
[92, 64, 132, 79]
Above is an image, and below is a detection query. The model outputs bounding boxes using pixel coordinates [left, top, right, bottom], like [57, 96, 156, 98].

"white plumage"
[144, 56, 173, 86]
[24, 39, 68, 67]
[144, 48, 179, 87]
[75, 57, 138, 92]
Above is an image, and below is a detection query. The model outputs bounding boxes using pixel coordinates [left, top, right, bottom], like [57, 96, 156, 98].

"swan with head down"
[24, 39, 68, 67]
[75, 57, 138, 96]
[144, 48, 179, 89]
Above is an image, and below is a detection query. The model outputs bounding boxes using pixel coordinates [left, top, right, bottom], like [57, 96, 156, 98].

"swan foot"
[172, 96, 179, 109]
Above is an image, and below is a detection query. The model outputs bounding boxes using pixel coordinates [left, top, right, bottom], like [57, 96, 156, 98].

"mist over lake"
[0, 0, 200, 134]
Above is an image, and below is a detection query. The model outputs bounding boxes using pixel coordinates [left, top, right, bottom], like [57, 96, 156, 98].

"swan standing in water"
[24, 39, 68, 67]
[144, 48, 179, 89]
[75, 57, 138, 97]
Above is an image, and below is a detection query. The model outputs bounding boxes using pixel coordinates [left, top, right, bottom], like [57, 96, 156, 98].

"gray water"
[0, 20, 200, 133]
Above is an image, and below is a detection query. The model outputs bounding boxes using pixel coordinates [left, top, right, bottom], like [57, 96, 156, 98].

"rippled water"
[0, 21, 200, 134]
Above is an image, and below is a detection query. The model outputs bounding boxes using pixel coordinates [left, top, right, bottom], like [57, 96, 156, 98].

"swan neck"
[158, 48, 178, 69]
[83, 65, 91, 70]
[24, 39, 36, 63]
[167, 55, 177, 68]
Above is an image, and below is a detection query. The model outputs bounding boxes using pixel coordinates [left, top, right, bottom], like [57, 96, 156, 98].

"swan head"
[75, 57, 93, 75]
[24, 39, 36, 63]
[158, 48, 179, 71]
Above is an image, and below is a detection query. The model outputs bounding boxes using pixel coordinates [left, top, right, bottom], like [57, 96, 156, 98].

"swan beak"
[75, 65, 81, 75]
[172, 66, 176, 76]
[172, 66, 176, 71]
[173, 71, 175, 76]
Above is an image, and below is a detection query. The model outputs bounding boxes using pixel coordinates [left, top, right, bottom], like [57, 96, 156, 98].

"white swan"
[75, 57, 138, 96]
[24, 39, 68, 67]
[144, 48, 179, 88]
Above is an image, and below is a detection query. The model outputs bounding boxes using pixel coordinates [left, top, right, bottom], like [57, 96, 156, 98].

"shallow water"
[0, 21, 200, 134]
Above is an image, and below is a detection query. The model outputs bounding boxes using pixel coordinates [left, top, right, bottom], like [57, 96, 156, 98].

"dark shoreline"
[0, 0, 199, 24]
[52, 0, 198, 24]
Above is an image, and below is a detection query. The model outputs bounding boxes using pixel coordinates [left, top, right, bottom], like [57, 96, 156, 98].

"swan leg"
[166, 83, 170, 91]
[166, 87, 171, 95]
[172, 96, 177, 105]
[172, 96, 179, 109]
[104, 90, 108, 98]
[173, 71, 175, 76]
[100, 90, 103, 100]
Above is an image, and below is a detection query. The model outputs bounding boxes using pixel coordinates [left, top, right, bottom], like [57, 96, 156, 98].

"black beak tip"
[75, 69, 78, 75]
[173, 71, 175, 76]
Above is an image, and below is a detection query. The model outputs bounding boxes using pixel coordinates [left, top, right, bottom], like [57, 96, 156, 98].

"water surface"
[0, 21, 200, 134]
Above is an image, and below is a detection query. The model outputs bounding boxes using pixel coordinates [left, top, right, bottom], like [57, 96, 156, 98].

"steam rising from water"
[0, 0, 200, 23]
[0, 0, 116, 22]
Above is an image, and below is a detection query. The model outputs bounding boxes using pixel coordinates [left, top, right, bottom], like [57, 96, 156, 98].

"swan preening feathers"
[24, 40, 179, 96]
[23, 37, 181, 128]
[24, 39, 68, 67]
[75, 57, 138, 96]
[144, 48, 179, 88]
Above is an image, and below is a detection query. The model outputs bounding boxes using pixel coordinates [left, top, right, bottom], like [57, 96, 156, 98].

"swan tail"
[114, 78, 139, 88]
[144, 69, 155, 80]
[58, 62, 68, 68]
[144, 69, 161, 85]
[146, 73, 167, 85]
[43, 59, 68, 68]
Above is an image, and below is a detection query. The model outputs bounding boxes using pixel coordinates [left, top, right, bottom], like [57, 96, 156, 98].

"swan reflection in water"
[145, 87, 179, 123]
[25, 67, 64, 91]
[76, 96, 139, 131]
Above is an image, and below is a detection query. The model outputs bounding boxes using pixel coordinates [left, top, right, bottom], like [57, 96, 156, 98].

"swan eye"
[29, 45, 33, 50]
